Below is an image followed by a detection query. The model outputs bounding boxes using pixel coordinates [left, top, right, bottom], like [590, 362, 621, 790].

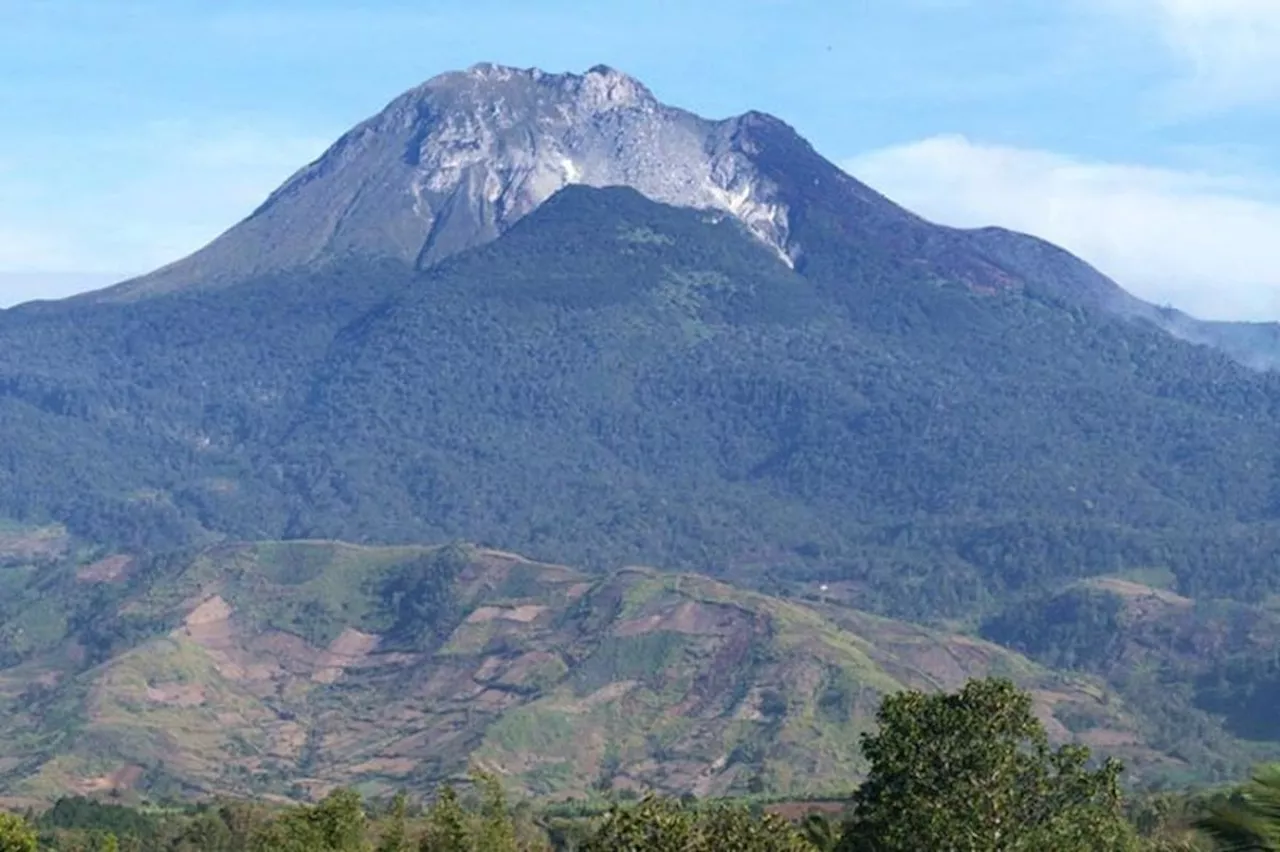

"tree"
[1195, 764, 1280, 851]
[801, 813, 842, 851]
[420, 785, 469, 852]
[0, 813, 37, 852]
[472, 772, 519, 852]
[582, 795, 815, 852]
[377, 792, 411, 852]
[838, 678, 1138, 852]
[582, 796, 698, 852]
[252, 788, 370, 852]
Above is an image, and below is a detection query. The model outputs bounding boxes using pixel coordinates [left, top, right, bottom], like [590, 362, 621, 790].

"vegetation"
[3, 187, 1280, 833]
[3, 538, 1280, 799]
[0, 813, 37, 852]
[0, 679, 1274, 851]
[838, 678, 1136, 851]
[1195, 766, 1280, 851]
[2, 187, 1280, 623]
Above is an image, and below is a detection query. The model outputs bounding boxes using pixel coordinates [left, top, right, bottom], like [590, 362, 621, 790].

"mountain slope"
[0, 538, 1191, 801]
[3, 185, 1280, 620]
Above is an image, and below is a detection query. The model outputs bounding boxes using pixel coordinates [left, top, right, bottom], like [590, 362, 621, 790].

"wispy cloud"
[845, 135, 1280, 321]
[1094, 0, 1280, 111]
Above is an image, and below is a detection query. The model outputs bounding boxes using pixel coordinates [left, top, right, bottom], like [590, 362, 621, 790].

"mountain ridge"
[68, 61, 1279, 368]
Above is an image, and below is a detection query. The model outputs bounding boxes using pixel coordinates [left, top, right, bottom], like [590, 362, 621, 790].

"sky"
[2, 0, 1280, 320]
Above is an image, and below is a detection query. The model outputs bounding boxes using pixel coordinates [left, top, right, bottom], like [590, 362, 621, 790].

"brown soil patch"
[877, 635, 1000, 692]
[466, 604, 548, 624]
[33, 670, 61, 688]
[472, 688, 521, 711]
[312, 628, 381, 684]
[564, 681, 638, 713]
[1030, 689, 1088, 740]
[76, 554, 134, 583]
[185, 595, 232, 625]
[1089, 578, 1193, 623]
[690, 754, 731, 798]
[146, 682, 206, 707]
[493, 651, 561, 688]
[614, 601, 741, 637]
[0, 526, 68, 561]
[472, 656, 505, 682]
[765, 800, 847, 821]
[76, 764, 145, 794]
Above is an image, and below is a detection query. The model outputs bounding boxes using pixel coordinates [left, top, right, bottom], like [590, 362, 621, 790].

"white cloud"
[0, 120, 331, 304]
[845, 135, 1280, 321]
[1097, 0, 1280, 109]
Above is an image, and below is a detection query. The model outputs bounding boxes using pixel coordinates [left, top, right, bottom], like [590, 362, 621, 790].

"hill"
[0, 536, 1204, 801]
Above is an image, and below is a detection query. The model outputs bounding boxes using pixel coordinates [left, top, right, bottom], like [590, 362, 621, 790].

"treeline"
[2, 678, 1272, 851]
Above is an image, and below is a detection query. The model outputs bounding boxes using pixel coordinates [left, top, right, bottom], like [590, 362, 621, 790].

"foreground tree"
[251, 787, 370, 852]
[376, 792, 411, 852]
[0, 813, 37, 852]
[838, 677, 1139, 852]
[1195, 764, 1280, 851]
[582, 795, 814, 852]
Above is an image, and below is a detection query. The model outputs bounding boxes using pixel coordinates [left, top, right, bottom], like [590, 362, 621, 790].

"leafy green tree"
[695, 805, 817, 851]
[801, 813, 842, 851]
[838, 678, 1138, 852]
[377, 792, 411, 852]
[0, 813, 37, 852]
[472, 772, 519, 852]
[252, 788, 370, 852]
[172, 809, 235, 852]
[582, 795, 814, 851]
[1195, 764, 1280, 851]
[582, 795, 698, 852]
[420, 785, 469, 852]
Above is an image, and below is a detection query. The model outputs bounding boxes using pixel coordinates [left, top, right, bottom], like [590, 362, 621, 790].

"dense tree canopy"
[839, 678, 1138, 852]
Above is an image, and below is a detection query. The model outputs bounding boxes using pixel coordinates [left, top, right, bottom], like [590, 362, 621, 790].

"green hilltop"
[0, 534, 1276, 803]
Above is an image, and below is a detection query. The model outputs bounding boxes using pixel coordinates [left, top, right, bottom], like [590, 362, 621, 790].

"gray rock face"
[104, 64, 796, 300]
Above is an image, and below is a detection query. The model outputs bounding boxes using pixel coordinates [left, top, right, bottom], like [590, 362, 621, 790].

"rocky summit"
[103, 63, 798, 299]
[86, 62, 1280, 368]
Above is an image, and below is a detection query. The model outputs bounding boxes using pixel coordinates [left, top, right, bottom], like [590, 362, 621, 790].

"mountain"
[9, 177, 1280, 615]
[94, 64, 795, 301]
[0, 534, 1229, 800]
[4, 63, 1280, 797]
[85, 63, 1280, 369]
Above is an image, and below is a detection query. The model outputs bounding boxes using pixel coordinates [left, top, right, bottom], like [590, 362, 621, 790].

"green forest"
[2, 187, 1280, 624]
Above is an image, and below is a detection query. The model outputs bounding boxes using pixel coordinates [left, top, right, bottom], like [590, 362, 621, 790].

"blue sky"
[2, 0, 1280, 319]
